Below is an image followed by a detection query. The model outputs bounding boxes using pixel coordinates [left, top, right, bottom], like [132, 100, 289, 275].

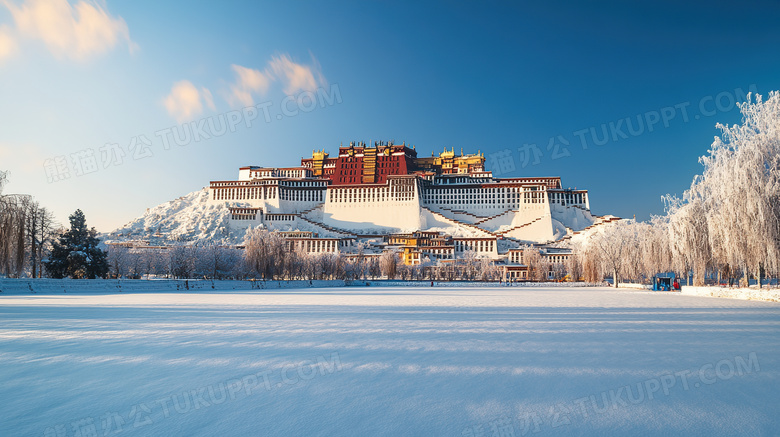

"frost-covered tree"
[638, 215, 673, 281]
[479, 257, 499, 281]
[461, 250, 479, 280]
[0, 173, 58, 278]
[192, 244, 242, 279]
[564, 250, 583, 282]
[352, 242, 369, 280]
[244, 227, 282, 280]
[0, 173, 31, 277]
[663, 91, 780, 287]
[380, 250, 399, 279]
[168, 246, 197, 279]
[521, 246, 545, 281]
[0, 195, 28, 277]
[665, 198, 711, 285]
[579, 242, 602, 283]
[319, 253, 339, 280]
[26, 202, 56, 278]
[107, 245, 130, 278]
[45, 210, 108, 279]
[586, 219, 639, 287]
[576, 92, 780, 287]
[367, 255, 381, 279]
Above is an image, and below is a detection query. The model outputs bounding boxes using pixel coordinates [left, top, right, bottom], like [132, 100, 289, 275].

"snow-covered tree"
[564, 250, 583, 282]
[168, 246, 196, 279]
[663, 91, 780, 287]
[665, 197, 711, 285]
[244, 227, 283, 280]
[380, 250, 399, 279]
[461, 250, 478, 280]
[578, 91, 780, 287]
[586, 219, 638, 287]
[26, 202, 56, 279]
[107, 245, 130, 278]
[638, 215, 673, 281]
[45, 210, 108, 279]
[521, 246, 545, 281]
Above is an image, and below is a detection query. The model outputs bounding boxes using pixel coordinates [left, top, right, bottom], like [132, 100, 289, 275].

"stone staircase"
[423, 206, 553, 245]
[494, 216, 544, 236]
[556, 216, 621, 242]
[436, 206, 488, 221]
[474, 208, 520, 226]
[297, 204, 322, 217]
[421, 206, 494, 237]
[295, 215, 358, 238]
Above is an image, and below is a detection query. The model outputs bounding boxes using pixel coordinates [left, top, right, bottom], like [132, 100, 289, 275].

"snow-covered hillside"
[104, 189, 247, 246]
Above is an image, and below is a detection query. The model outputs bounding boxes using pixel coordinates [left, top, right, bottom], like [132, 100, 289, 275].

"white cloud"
[227, 64, 272, 107]
[224, 53, 327, 107]
[0, 25, 17, 61]
[268, 53, 326, 95]
[163, 80, 212, 123]
[1, 0, 136, 60]
[166, 53, 328, 115]
[202, 87, 215, 111]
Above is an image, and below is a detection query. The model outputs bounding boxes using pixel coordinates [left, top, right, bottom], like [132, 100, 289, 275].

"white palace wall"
[320, 178, 423, 233]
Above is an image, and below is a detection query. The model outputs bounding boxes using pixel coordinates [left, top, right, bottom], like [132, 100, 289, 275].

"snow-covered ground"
[681, 285, 780, 303]
[618, 282, 780, 303]
[1, 286, 779, 436]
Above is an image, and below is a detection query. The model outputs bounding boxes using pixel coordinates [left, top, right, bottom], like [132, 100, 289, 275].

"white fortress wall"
[321, 177, 422, 233]
[549, 205, 596, 232]
[548, 190, 595, 232]
[421, 184, 531, 217]
[224, 204, 263, 230]
[548, 190, 590, 210]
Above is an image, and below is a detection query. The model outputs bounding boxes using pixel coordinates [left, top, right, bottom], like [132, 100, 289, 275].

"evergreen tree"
[45, 209, 108, 279]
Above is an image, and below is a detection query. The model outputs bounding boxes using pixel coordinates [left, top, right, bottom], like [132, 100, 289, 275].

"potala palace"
[106, 141, 618, 279]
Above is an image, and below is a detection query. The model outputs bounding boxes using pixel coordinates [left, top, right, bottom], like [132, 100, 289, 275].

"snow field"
[1, 286, 779, 436]
[681, 286, 780, 303]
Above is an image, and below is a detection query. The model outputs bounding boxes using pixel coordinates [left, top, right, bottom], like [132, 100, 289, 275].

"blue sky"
[2, 0, 780, 232]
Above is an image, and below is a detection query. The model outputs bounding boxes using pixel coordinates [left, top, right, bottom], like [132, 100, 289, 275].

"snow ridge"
[104, 188, 245, 245]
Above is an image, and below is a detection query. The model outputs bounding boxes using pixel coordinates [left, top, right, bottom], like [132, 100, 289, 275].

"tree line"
[105, 228, 504, 281]
[574, 92, 780, 288]
[0, 171, 57, 278]
[1, 172, 110, 279]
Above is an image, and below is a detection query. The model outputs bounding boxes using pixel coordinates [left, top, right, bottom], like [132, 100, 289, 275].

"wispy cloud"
[163, 80, 213, 123]
[1, 0, 136, 61]
[163, 52, 328, 120]
[225, 53, 327, 107]
[268, 53, 326, 95]
[202, 87, 216, 112]
[227, 64, 273, 107]
[0, 25, 16, 61]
